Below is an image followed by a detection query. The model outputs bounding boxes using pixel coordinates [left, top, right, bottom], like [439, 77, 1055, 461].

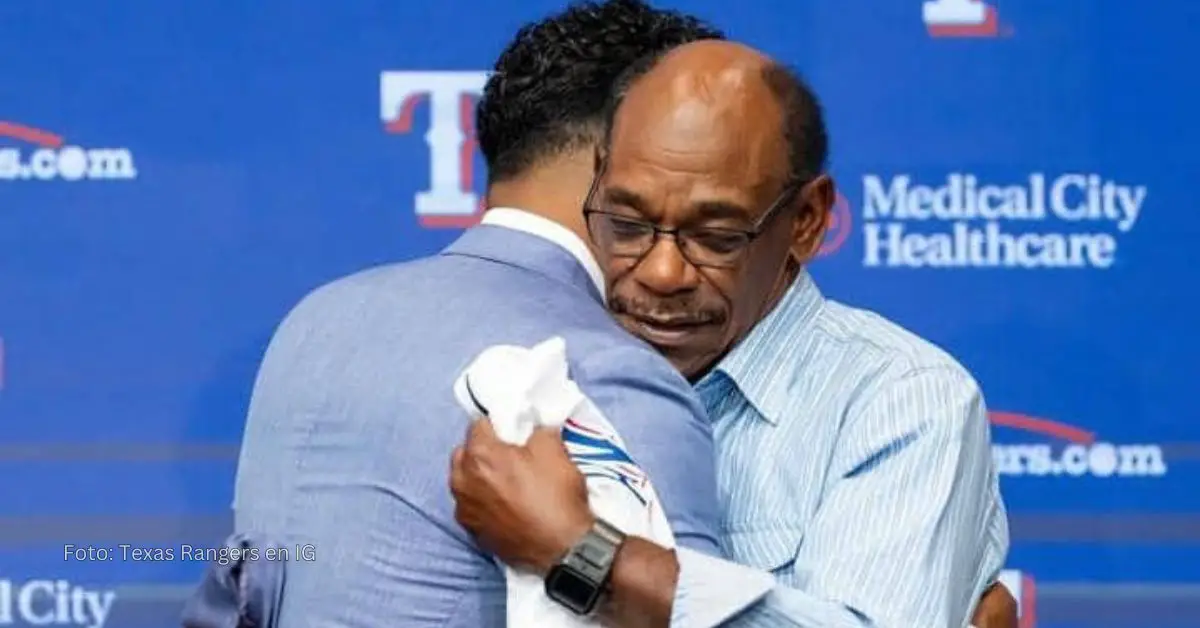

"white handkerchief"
[453, 336, 675, 627]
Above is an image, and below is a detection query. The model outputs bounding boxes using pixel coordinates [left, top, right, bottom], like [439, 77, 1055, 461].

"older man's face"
[591, 74, 817, 379]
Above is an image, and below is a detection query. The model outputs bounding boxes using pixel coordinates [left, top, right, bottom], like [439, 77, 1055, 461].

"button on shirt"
[673, 270, 1008, 627]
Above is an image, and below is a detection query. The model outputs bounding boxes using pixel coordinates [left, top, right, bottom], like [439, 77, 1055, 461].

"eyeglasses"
[581, 159, 804, 269]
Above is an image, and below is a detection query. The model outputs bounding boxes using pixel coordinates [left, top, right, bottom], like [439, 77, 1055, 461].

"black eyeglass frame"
[580, 156, 809, 269]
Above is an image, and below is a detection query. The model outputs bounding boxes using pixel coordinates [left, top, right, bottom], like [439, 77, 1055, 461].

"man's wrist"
[534, 511, 597, 575]
[599, 537, 680, 628]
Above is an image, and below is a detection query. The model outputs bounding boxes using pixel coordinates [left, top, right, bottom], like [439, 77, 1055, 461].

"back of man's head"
[477, 0, 724, 185]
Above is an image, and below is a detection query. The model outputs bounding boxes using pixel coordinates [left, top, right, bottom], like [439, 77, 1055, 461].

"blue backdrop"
[1, 1, 1196, 626]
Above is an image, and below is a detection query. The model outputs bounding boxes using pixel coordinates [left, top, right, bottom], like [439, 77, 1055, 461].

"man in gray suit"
[224, 2, 771, 627]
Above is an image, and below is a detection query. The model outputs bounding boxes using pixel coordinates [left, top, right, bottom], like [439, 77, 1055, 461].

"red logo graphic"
[384, 94, 483, 228]
[816, 193, 852, 257]
[922, 0, 1007, 38]
[381, 72, 488, 228]
[0, 121, 63, 147]
[989, 410, 1095, 443]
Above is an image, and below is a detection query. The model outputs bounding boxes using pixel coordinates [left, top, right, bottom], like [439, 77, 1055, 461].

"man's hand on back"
[451, 419, 680, 627]
[971, 582, 1018, 628]
[450, 420, 595, 573]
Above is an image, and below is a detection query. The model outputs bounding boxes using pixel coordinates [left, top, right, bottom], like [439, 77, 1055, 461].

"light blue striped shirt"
[672, 270, 1009, 627]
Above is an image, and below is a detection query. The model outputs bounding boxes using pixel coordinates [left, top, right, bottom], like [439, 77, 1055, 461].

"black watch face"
[546, 566, 602, 615]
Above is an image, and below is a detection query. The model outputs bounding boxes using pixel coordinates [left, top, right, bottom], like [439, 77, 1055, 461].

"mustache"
[609, 296, 725, 326]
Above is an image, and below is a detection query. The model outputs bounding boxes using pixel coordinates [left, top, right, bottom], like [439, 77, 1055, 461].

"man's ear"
[790, 174, 836, 262]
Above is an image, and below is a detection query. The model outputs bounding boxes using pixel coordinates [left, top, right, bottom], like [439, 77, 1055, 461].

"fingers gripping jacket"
[453, 336, 676, 626]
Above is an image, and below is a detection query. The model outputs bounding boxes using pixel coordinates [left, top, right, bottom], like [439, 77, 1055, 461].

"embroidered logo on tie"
[561, 418, 652, 506]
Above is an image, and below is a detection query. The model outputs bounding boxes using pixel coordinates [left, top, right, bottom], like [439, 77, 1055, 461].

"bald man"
[452, 39, 1008, 627]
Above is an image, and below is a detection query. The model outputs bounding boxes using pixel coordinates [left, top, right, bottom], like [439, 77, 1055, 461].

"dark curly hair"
[476, 0, 723, 184]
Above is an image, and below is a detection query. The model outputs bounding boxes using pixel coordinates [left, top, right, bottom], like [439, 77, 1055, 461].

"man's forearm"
[600, 537, 679, 628]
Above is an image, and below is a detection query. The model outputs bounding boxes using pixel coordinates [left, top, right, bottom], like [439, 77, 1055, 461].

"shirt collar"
[704, 270, 825, 425]
[481, 207, 605, 299]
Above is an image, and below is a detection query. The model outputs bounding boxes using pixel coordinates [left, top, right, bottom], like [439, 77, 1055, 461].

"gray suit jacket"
[224, 225, 723, 626]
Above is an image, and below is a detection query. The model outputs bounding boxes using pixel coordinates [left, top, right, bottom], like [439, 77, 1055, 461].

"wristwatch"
[544, 518, 626, 615]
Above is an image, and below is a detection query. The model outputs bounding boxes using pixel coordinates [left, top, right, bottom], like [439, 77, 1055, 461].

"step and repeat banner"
[1, 1, 1196, 626]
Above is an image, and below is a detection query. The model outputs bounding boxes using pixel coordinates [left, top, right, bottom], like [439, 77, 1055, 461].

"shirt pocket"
[723, 526, 803, 573]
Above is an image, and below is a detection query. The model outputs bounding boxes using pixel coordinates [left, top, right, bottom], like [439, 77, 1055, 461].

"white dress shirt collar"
[481, 207, 605, 298]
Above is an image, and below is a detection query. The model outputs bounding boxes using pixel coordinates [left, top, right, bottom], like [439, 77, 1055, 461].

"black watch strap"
[544, 518, 626, 615]
[565, 518, 623, 582]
